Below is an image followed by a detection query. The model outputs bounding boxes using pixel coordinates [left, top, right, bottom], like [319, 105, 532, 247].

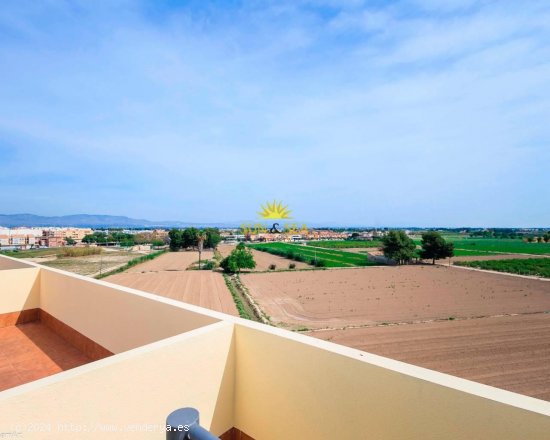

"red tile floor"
[0, 322, 91, 391]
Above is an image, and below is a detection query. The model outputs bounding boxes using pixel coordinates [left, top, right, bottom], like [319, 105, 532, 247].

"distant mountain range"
[0, 213, 234, 229]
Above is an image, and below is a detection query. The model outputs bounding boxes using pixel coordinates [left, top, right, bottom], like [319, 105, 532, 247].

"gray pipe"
[166, 407, 220, 440]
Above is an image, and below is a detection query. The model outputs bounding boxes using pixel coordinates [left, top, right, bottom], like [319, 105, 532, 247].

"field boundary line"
[304, 311, 550, 333]
[445, 262, 550, 281]
[454, 249, 550, 257]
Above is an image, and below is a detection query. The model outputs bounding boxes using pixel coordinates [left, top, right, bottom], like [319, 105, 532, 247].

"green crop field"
[306, 240, 382, 249]
[450, 239, 550, 255]
[455, 258, 550, 278]
[0, 248, 59, 258]
[413, 238, 550, 255]
[249, 242, 381, 268]
[450, 249, 500, 256]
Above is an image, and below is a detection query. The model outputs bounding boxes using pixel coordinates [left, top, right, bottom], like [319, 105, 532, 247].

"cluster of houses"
[0, 227, 172, 250]
[0, 227, 94, 250]
[222, 229, 387, 243]
[1, 225, 390, 250]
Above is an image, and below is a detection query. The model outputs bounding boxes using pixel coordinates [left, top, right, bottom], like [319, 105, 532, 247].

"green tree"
[82, 232, 107, 244]
[221, 243, 256, 273]
[419, 231, 454, 264]
[544, 233, 550, 243]
[182, 227, 199, 249]
[381, 230, 416, 265]
[168, 229, 183, 251]
[64, 237, 76, 246]
[204, 228, 222, 249]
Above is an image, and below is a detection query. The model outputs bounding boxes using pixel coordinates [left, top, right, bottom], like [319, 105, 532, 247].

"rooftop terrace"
[0, 254, 549, 439]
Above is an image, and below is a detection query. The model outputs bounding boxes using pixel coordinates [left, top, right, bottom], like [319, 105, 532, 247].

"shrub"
[289, 262, 296, 269]
[315, 259, 327, 268]
[268, 263, 276, 270]
[203, 260, 214, 270]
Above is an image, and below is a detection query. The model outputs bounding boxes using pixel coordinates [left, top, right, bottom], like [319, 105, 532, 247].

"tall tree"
[381, 230, 416, 265]
[168, 229, 183, 251]
[419, 231, 454, 264]
[204, 228, 222, 249]
[182, 227, 199, 249]
[197, 231, 206, 269]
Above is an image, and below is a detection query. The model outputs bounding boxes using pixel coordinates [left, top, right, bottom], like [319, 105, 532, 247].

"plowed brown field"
[106, 252, 237, 316]
[125, 250, 214, 272]
[312, 313, 550, 401]
[241, 265, 550, 329]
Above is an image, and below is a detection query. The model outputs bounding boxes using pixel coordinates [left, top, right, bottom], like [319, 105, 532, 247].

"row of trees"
[381, 231, 454, 265]
[168, 227, 222, 251]
[526, 234, 550, 243]
[81, 231, 167, 247]
[470, 229, 550, 242]
[82, 231, 135, 247]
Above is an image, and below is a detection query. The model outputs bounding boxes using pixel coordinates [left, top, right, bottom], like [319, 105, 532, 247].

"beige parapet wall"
[0, 266, 40, 314]
[233, 323, 550, 440]
[39, 268, 221, 354]
[0, 321, 235, 439]
[0, 257, 34, 270]
[0, 255, 549, 439]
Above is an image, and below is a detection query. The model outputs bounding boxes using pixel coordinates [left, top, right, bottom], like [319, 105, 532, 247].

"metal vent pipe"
[166, 407, 220, 440]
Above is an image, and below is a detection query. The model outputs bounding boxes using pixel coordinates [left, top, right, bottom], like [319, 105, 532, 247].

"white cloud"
[0, 0, 548, 225]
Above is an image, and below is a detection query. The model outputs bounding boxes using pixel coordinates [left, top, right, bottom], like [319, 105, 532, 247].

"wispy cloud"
[0, 0, 548, 226]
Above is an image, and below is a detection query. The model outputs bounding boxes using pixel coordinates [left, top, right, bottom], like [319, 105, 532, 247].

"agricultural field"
[249, 242, 381, 268]
[123, 249, 214, 273]
[217, 244, 311, 271]
[1, 248, 61, 259]
[442, 238, 550, 255]
[105, 251, 238, 316]
[313, 314, 550, 401]
[6, 247, 149, 277]
[455, 258, 550, 278]
[450, 248, 504, 256]
[240, 263, 550, 400]
[240, 265, 550, 330]
[306, 240, 382, 249]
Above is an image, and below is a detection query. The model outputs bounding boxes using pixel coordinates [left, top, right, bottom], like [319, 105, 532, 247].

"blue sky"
[0, 0, 549, 227]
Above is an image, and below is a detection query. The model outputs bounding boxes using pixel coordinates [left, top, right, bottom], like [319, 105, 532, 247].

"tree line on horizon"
[81, 231, 168, 247]
[168, 227, 222, 251]
[381, 231, 454, 265]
